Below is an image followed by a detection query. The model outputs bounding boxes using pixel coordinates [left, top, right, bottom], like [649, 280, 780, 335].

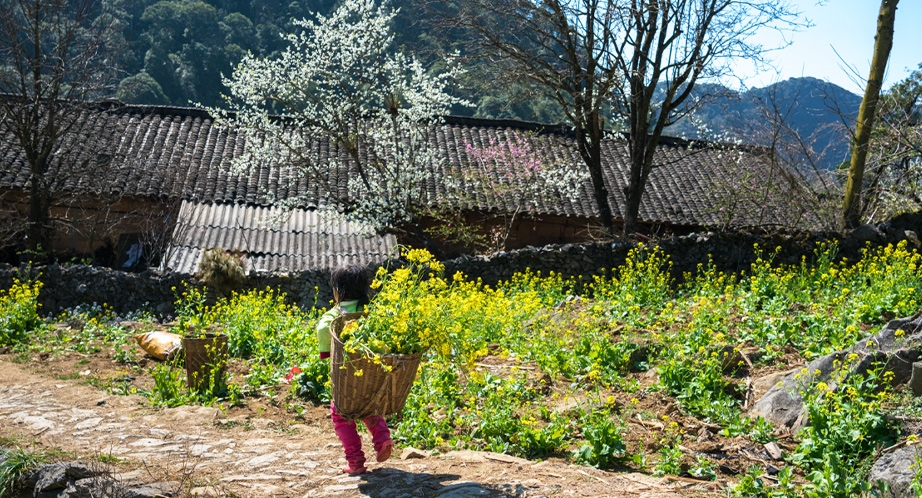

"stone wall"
[1, 218, 919, 319]
[0, 264, 339, 318]
[445, 221, 919, 291]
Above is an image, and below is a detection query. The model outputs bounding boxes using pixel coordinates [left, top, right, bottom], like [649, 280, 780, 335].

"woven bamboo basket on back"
[330, 312, 423, 420]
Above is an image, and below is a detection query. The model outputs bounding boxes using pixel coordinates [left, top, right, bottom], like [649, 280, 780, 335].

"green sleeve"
[315, 308, 340, 354]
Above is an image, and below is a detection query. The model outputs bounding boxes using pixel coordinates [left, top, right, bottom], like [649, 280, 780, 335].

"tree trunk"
[586, 143, 616, 238]
[27, 170, 48, 253]
[843, 0, 898, 228]
[396, 221, 446, 261]
[577, 111, 616, 239]
[623, 121, 654, 239]
[623, 154, 655, 239]
[622, 183, 642, 239]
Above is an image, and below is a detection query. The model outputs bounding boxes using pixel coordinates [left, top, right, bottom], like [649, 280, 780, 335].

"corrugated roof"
[0, 102, 792, 228]
[162, 201, 397, 274]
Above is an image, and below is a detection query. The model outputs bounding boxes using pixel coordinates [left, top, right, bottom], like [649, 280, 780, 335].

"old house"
[0, 102, 809, 272]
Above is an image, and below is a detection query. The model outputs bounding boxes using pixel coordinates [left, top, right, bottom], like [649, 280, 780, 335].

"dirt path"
[0, 358, 718, 497]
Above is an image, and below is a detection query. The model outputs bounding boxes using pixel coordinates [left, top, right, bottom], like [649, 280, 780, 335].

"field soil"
[0, 348, 728, 498]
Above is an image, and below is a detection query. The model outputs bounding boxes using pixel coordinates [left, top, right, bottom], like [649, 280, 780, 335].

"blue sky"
[733, 0, 921, 94]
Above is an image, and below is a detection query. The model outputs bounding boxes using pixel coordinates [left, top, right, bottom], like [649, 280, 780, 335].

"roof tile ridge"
[92, 100, 217, 120]
[439, 115, 573, 137]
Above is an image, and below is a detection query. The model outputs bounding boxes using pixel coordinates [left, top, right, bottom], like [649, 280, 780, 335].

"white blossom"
[206, 0, 468, 233]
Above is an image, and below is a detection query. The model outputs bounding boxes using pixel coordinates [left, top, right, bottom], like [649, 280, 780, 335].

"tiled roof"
[0, 102, 790, 228]
[163, 201, 397, 274]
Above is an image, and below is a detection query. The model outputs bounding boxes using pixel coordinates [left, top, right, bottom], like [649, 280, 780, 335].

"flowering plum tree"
[209, 0, 467, 249]
[446, 132, 586, 251]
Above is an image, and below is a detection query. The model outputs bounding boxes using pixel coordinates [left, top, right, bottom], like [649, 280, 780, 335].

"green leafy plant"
[651, 443, 683, 477]
[516, 408, 571, 458]
[651, 415, 685, 477]
[171, 283, 211, 335]
[0, 278, 45, 346]
[146, 358, 189, 408]
[798, 452, 889, 498]
[722, 414, 776, 444]
[572, 409, 627, 469]
[291, 359, 330, 403]
[591, 243, 672, 324]
[211, 287, 306, 362]
[689, 456, 717, 481]
[730, 465, 799, 498]
[112, 344, 138, 364]
[790, 355, 896, 497]
[0, 444, 48, 497]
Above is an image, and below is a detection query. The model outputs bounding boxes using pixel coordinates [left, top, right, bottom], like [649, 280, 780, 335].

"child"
[316, 264, 395, 474]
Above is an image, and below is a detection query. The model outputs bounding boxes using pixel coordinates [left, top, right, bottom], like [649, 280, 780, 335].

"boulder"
[910, 363, 922, 396]
[64, 476, 118, 498]
[19, 462, 180, 498]
[751, 314, 922, 433]
[849, 224, 886, 246]
[122, 481, 181, 498]
[868, 445, 922, 498]
[24, 462, 98, 493]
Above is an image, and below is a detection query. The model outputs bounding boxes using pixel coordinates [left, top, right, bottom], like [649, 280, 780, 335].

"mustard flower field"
[2, 241, 921, 496]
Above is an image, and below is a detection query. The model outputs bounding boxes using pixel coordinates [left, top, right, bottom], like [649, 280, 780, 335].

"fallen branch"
[575, 469, 609, 484]
[877, 440, 908, 456]
[664, 475, 718, 486]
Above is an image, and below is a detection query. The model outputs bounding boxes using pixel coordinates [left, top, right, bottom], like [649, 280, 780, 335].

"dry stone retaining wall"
[0, 264, 337, 318]
[1, 221, 919, 318]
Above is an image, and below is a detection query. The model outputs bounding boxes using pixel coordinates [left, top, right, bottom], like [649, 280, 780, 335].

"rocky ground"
[0, 356, 720, 497]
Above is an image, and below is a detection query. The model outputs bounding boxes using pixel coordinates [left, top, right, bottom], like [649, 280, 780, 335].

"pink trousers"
[330, 401, 391, 468]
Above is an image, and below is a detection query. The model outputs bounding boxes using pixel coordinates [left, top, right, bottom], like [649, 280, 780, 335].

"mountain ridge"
[666, 77, 862, 170]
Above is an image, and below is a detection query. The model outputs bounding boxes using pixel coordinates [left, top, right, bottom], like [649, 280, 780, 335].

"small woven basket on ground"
[330, 312, 422, 420]
[181, 332, 228, 392]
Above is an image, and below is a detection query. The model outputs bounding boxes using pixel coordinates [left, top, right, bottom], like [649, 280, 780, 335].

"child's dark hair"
[330, 264, 371, 306]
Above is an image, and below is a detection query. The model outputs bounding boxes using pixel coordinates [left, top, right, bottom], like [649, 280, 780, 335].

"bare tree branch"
[0, 0, 124, 254]
[436, 0, 801, 238]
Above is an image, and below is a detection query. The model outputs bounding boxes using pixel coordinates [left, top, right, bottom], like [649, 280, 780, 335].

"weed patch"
[3, 240, 921, 492]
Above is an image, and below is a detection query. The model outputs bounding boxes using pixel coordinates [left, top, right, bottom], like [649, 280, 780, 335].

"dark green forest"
[109, 0, 862, 160]
[114, 0, 342, 107]
[111, 0, 566, 122]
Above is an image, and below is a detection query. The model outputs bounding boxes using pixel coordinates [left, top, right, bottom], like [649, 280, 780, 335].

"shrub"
[0, 279, 44, 346]
[198, 248, 247, 294]
[211, 288, 305, 361]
